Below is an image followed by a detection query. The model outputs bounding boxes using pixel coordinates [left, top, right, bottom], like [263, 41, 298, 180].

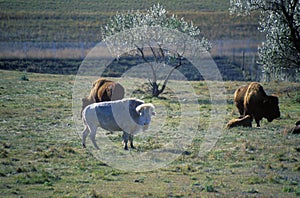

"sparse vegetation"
[0, 69, 300, 197]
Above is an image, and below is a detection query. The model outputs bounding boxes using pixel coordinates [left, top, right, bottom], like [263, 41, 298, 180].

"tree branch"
[157, 43, 165, 59]
[279, 0, 300, 53]
[149, 44, 159, 63]
[158, 53, 183, 94]
[136, 45, 157, 83]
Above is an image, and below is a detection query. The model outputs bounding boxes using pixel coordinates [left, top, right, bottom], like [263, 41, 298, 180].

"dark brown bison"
[291, 121, 300, 134]
[234, 82, 280, 127]
[226, 115, 252, 129]
[81, 78, 125, 114]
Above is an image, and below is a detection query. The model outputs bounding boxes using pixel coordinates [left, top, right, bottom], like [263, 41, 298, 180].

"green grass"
[0, 0, 262, 43]
[1, 0, 229, 13]
[0, 69, 300, 197]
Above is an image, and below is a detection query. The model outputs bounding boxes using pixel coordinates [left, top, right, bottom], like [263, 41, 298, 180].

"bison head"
[264, 95, 280, 122]
[135, 103, 156, 131]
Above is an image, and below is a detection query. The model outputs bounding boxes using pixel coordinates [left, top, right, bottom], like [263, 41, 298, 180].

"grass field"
[0, 0, 262, 42]
[1, 0, 265, 82]
[0, 69, 299, 197]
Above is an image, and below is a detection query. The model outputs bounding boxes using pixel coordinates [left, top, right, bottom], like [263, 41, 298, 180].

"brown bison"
[226, 115, 252, 129]
[81, 78, 125, 114]
[291, 121, 300, 134]
[234, 82, 280, 127]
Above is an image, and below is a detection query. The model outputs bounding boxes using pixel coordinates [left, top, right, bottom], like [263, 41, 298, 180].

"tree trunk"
[151, 77, 172, 97]
[152, 82, 160, 97]
[151, 62, 182, 97]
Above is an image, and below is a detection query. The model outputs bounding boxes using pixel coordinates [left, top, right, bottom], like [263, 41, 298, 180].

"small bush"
[20, 74, 29, 81]
[90, 189, 102, 198]
[205, 184, 217, 192]
[282, 186, 294, 193]
[0, 148, 9, 158]
[295, 93, 300, 103]
[16, 171, 60, 185]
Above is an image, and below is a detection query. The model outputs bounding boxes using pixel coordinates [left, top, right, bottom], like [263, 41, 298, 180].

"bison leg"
[255, 118, 261, 127]
[238, 108, 244, 116]
[237, 102, 244, 116]
[129, 134, 135, 149]
[82, 125, 90, 148]
[122, 132, 129, 150]
[89, 125, 99, 150]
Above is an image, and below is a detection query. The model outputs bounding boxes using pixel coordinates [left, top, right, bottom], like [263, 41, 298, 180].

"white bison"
[81, 98, 155, 150]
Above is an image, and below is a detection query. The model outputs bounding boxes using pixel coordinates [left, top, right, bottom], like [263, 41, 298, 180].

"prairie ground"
[0, 69, 299, 197]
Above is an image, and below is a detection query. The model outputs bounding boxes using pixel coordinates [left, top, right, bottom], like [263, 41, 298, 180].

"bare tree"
[101, 4, 211, 97]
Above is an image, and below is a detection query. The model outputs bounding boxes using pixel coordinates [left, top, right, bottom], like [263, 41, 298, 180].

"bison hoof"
[82, 144, 86, 148]
[124, 146, 129, 150]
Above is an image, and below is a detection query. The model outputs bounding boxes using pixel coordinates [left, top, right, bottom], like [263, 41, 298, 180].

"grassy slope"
[0, 0, 263, 81]
[0, 0, 262, 42]
[1, 0, 229, 12]
[0, 70, 299, 197]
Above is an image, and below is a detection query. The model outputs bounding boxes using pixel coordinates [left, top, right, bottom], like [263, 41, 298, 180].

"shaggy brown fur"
[81, 78, 125, 113]
[226, 115, 252, 129]
[243, 82, 280, 127]
[234, 85, 248, 116]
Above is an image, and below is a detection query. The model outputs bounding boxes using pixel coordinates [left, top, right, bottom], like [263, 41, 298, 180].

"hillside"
[0, 0, 264, 80]
[0, 0, 261, 42]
